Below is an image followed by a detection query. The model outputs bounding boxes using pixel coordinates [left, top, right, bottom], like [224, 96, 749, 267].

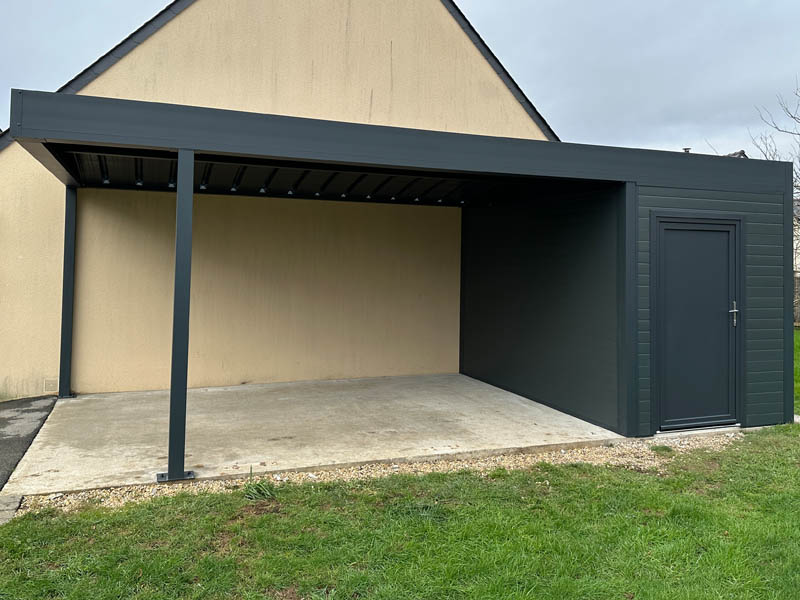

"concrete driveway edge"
[0, 494, 21, 525]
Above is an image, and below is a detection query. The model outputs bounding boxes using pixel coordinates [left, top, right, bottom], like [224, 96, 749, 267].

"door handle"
[728, 300, 739, 327]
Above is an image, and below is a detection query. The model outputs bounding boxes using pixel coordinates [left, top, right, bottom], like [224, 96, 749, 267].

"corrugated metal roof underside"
[47, 144, 603, 207]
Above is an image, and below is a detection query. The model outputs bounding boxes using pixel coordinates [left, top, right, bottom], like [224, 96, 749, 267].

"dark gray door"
[653, 218, 739, 430]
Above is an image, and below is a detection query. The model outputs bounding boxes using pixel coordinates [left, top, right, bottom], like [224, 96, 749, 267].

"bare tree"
[752, 84, 800, 270]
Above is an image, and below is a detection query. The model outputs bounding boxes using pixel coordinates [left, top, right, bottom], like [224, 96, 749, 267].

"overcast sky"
[1, 0, 798, 157]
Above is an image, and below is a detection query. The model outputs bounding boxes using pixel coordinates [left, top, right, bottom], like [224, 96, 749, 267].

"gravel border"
[14, 430, 743, 517]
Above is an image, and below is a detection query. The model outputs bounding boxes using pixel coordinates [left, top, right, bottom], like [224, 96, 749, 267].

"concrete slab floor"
[3, 374, 619, 496]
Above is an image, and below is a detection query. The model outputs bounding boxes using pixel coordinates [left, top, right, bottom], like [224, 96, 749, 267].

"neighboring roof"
[0, 0, 558, 152]
[726, 150, 748, 158]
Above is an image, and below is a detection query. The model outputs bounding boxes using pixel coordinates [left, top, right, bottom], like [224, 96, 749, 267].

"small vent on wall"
[43, 378, 59, 394]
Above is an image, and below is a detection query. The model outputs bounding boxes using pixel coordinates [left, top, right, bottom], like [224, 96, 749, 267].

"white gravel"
[15, 431, 743, 517]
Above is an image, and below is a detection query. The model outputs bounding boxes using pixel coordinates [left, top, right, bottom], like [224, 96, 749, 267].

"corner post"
[158, 149, 196, 482]
[617, 181, 639, 436]
[58, 185, 77, 398]
[783, 162, 794, 424]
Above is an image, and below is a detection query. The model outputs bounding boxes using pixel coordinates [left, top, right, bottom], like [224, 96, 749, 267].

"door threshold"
[655, 423, 741, 438]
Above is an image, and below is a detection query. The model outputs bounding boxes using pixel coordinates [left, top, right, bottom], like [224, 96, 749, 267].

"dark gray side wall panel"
[637, 186, 786, 435]
[460, 188, 621, 433]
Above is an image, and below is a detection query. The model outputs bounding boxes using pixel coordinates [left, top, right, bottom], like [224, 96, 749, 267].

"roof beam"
[9, 89, 789, 193]
[14, 139, 79, 186]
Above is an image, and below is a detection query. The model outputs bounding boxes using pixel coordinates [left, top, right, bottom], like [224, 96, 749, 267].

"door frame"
[649, 209, 745, 433]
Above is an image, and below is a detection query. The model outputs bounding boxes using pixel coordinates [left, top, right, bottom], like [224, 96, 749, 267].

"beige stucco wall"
[0, 144, 64, 400]
[73, 190, 460, 392]
[79, 0, 547, 140]
[1, 0, 550, 398]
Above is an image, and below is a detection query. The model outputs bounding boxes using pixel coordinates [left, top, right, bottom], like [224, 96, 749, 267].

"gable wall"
[78, 0, 547, 139]
[3, 0, 543, 398]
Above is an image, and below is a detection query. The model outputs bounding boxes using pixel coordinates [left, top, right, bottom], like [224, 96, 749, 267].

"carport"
[8, 89, 793, 485]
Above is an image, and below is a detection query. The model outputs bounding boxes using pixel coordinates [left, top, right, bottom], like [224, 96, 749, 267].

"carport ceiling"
[43, 142, 604, 206]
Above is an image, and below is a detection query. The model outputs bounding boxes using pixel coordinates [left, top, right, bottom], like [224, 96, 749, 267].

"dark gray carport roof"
[0, 0, 558, 153]
[10, 89, 788, 195]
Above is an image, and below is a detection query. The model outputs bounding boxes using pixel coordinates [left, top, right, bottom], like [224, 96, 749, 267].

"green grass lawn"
[2, 425, 800, 599]
[3, 342, 800, 600]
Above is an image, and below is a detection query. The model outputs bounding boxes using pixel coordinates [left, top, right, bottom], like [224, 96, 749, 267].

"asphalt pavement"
[0, 396, 56, 492]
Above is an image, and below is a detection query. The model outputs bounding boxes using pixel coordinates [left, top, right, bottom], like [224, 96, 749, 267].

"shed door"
[654, 218, 739, 430]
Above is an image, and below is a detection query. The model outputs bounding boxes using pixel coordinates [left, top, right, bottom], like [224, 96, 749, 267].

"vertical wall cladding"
[637, 186, 787, 434]
[460, 186, 621, 433]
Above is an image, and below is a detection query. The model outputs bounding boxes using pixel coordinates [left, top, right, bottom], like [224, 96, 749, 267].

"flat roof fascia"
[10, 89, 789, 194]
